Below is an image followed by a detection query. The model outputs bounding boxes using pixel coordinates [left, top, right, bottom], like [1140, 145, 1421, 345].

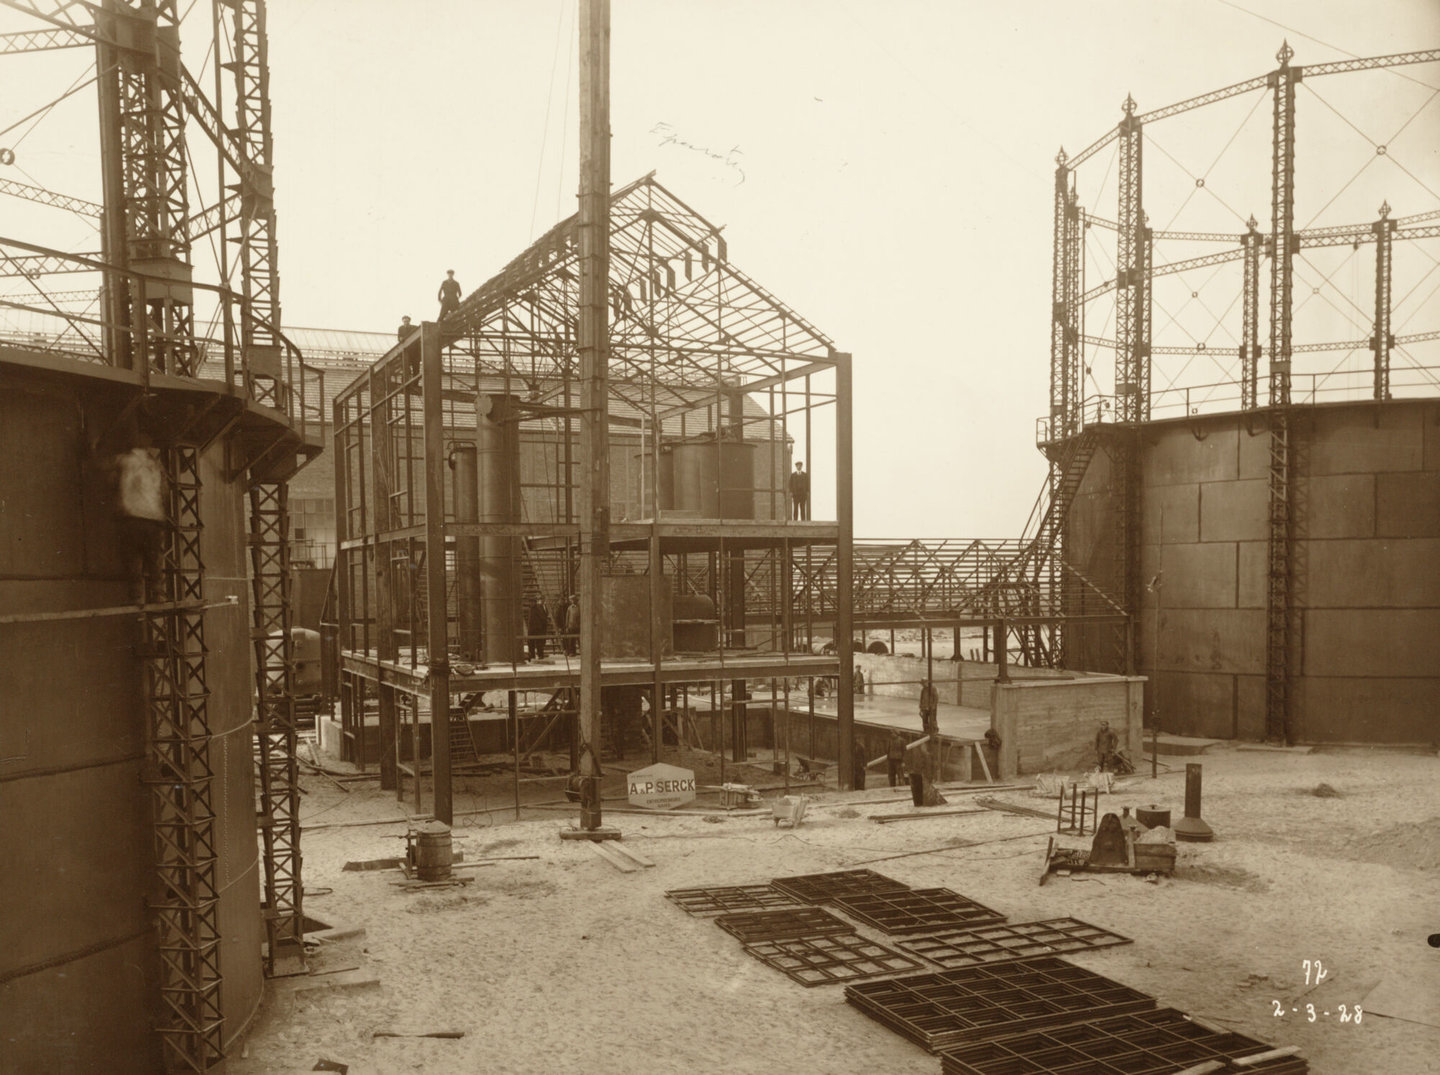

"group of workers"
[396, 271, 464, 341]
[523, 594, 582, 660]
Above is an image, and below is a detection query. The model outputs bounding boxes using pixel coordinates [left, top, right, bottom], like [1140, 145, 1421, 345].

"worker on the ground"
[396, 315, 414, 341]
[886, 731, 906, 787]
[853, 665, 865, 697]
[789, 460, 810, 520]
[437, 270, 462, 320]
[564, 594, 580, 655]
[919, 678, 939, 738]
[526, 599, 549, 661]
[112, 432, 168, 603]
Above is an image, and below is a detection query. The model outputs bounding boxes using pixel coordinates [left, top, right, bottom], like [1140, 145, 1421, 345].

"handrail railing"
[0, 235, 323, 443]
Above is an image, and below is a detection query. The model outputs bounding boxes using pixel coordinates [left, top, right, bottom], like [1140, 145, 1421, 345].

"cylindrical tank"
[1064, 400, 1440, 744]
[668, 436, 758, 519]
[0, 371, 265, 1071]
[478, 395, 522, 663]
[673, 593, 718, 651]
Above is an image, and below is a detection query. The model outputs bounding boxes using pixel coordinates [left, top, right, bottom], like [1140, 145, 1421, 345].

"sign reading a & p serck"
[627, 763, 697, 810]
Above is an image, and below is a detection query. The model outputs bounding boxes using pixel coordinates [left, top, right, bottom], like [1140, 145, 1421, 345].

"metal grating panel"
[665, 884, 802, 917]
[714, 906, 854, 944]
[898, 918, 1131, 969]
[939, 1006, 1308, 1074]
[844, 957, 1155, 1054]
[833, 888, 1007, 935]
[743, 934, 926, 987]
[771, 869, 910, 904]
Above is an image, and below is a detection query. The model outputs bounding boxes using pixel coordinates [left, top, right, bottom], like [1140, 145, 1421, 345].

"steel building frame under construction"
[333, 174, 859, 824]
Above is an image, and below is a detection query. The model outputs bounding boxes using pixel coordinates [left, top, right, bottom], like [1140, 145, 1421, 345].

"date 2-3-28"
[1272, 960, 1362, 1023]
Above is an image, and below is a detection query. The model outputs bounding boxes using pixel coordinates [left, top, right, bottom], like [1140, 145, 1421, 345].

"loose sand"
[231, 745, 1440, 1074]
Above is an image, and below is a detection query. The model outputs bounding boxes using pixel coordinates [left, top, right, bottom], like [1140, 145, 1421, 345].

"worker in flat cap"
[437, 270, 462, 320]
[396, 315, 414, 341]
[564, 593, 580, 655]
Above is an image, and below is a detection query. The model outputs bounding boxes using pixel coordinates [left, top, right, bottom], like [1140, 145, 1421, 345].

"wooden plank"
[589, 841, 638, 873]
[870, 808, 986, 824]
[607, 842, 655, 868]
[974, 741, 994, 783]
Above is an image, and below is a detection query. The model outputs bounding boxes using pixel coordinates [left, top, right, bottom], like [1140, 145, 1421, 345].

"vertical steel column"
[101, 0, 196, 375]
[225, 0, 282, 403]
[248, 479, 301, 973]
[575, 0, 611, 831]
[1371, 201, 1395, 401]
[1240, 216, 1262, 410]
[1063, 186, 1082, 434]
[1049, 152, 1071, 440]
[94, 20, 132, 369]
[143, 445, 224, 1072]
[1265, 42, 1300, 744]
[835, 353, 855, 789]
[421, 323, 453, 824]
[1268, 43, 1298, 407]
[1115, 94, 1146, 423]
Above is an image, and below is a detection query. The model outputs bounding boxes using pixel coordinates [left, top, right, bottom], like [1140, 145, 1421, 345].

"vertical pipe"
[451, 443, 482, 661]
[835, 353, 855, 789]
[371, 368, 398, 791]
[511, 690, 521, 820]
[422, 322, 452, 824]
[478, 395, 520, 665]
[576, 0, 611, 830]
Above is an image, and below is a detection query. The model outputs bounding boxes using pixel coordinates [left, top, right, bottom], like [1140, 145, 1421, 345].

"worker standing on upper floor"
[789, 460, 810, 520]
[396, 315, 414, 341]
[437, 270, 462, 320]
[564, 594, 580, 656]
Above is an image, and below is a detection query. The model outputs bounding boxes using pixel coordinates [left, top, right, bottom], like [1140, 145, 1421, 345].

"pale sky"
[3, 1, 1438, 535]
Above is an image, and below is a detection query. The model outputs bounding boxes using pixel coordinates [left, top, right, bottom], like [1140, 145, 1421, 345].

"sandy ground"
[230, 744, 1440, 1075]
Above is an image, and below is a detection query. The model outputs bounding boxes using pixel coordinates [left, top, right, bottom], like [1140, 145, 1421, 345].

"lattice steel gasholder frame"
[896, 918, 1132, 970]
[845, 957, 1157, 1054]
[938, 1006, 1309, 1075]
[249, 481, 302, 971]
[742, 934, 925, 987]
[770, 868, 910, 904]
[831, 887, 1007, 935]
[142, 445, 224, 1071]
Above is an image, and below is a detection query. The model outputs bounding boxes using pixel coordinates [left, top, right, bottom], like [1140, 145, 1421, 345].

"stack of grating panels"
[939, 1007, 1308, 1074]
[771, 869, 910, 904]
[844, 957, 1156, 1053]
[897, 918, 1132, 969]
[742, 934, 927, 987]
[664, 884, 802, 917]
[833, 888, 1007, 934]
[714, 906, 854, 944]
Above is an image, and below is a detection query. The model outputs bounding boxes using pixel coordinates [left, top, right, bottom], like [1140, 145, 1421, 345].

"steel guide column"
[1265, 43, 1299, 743]
[1240, 215, 1262, 410]
[144, 446, 224, 1071]
[248, 479, 301, 973]
[1372, 201, 1395, 401]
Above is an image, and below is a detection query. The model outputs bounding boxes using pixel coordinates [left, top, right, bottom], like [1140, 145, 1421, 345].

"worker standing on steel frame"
[437, 270, 462, 319]
[789, 460, 810, 520]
